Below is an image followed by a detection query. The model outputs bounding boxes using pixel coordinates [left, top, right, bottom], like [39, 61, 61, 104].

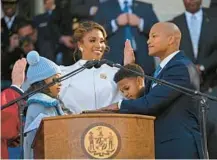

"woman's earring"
[79, 47, 83, 52]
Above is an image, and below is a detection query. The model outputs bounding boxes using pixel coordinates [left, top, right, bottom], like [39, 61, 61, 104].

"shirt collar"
[47, 10, 52, 15]
[4, 15, 16, 23]
[185, 8, 203, 20]
[159, 50, 180, 69]
[118, 0, 133, 7]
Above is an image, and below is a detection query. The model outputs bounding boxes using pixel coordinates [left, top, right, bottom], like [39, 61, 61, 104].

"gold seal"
[82, 123, 121, 159]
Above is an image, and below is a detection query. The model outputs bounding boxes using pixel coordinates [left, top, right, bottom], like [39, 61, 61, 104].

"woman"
[60, 21, 135, 113]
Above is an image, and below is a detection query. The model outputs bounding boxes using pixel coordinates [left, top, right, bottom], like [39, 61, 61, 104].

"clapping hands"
[116, 13, 141, 27]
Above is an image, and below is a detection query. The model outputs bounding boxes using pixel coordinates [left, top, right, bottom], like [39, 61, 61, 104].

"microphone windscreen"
[94, 60, 102, 68]
[84, 60, 98, 69]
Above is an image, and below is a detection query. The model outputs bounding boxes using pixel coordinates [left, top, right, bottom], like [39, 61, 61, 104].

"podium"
[32, 113, 155, 159]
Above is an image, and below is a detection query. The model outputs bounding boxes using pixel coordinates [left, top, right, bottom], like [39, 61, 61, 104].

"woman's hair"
[26, 80, 52, 97]
[72, 21, 109, 62]
[114, 63, 145, 83]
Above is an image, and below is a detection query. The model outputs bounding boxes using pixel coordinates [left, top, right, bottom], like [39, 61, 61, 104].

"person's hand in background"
[116, 13, 128, 26]
[59, 35, 74, 49]
[128, 13, 141, 27]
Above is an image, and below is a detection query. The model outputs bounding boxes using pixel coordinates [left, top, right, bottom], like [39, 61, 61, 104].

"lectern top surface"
[42, 113, 156, 121]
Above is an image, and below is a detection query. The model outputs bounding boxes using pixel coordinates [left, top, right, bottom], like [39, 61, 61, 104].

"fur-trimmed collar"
[27, 93, 58, 107]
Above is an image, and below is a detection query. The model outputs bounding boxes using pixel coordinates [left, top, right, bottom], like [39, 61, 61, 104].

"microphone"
[83, 60, 100, 69]
[94, 59, 107, 68]
[93, 59, 119, 68]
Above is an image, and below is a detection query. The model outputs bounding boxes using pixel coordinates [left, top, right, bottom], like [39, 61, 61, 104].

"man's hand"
[128, 13, 141, 27]
[116, 13, 128, 26]
[196, 65, 201, 74]
[124, 39, 135, 65]
[98, 103, 119, 111]
[59, 36, 74, 49]
[11, 58, 27, 88]
[196, 64, 204, 84]
[90, 6, 98, 16]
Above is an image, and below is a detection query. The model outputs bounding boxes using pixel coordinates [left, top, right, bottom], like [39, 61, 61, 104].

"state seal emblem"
[81, 123, 121, 159]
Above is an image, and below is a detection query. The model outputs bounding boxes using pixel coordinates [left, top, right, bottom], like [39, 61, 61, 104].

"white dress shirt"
[60, 60, 123, 113]
[118, 0, 133, 12]
[158, 50, 180, 71]
[185, 9, 203, 59]
[4, 15, 16, 30]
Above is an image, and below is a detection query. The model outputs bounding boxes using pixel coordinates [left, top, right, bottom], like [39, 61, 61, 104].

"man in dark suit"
[49, 0, 75, 65]
[33, 0, 56, 61]
[171, 0, 217, 92]
[99, 22, 203, 159]
[1, 0, 24, 52]
[1, 0, 26, 90]
[171, 1, 217, 158]
[94, 0, 158, 75]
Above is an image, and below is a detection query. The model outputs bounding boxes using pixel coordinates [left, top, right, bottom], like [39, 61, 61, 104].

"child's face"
[44, 74, 62, 98]
[117, 77, 144, 99]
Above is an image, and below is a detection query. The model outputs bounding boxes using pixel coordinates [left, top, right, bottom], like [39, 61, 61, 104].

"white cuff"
[138, 18, 144, 32]
[199, 65, 205, 72]
[118, 100, 123, 109]
[111, 19, 118, 33]
[11, 85, 24, 93]
[89, 6, 96, 16]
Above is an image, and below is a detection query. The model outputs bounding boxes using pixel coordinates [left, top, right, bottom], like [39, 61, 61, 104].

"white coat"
[60, 60, 123, 113]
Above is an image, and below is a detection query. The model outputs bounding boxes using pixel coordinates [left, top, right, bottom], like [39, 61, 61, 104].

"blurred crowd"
[1, 0, 217, 92]
[1, 0, 217, 158]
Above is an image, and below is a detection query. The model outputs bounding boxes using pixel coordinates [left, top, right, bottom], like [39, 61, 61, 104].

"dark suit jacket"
[120, 51, 203, 159]
[94, 0, 158, 75]
[204, 7, 217, 18]
[33, 12, 56, 61]
[70, 0, 99, 21]
[48, 4, 76, 65]
[171, 9, 217, 90]
[1, 16, 24, 52]
[210, 0, 217, 7]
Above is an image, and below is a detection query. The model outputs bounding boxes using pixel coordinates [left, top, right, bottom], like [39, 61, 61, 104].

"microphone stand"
[110, 62, 217, 159]
[1, 60, 98, 159]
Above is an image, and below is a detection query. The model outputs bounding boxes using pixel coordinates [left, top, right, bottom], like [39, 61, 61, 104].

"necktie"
[6, 18, 12, 30]
[153, 65, 162, 78]
[189, 15, 200, 59]
[151, 65, 162, 87]
[123, 0, 133, 42]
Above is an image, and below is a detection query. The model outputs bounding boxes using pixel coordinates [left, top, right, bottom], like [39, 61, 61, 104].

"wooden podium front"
[32, 114, 155, 159]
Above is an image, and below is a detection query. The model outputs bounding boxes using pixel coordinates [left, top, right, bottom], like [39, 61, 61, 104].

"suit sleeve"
[202, 49, 217, 72]
[94, 3, 116, 37]
[1, 87, 23, 139]
[120, 63, 194, 116]
[48, 8, 62, 43]
[70, 0, 99, 18]
[140, 4, 159, 36]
